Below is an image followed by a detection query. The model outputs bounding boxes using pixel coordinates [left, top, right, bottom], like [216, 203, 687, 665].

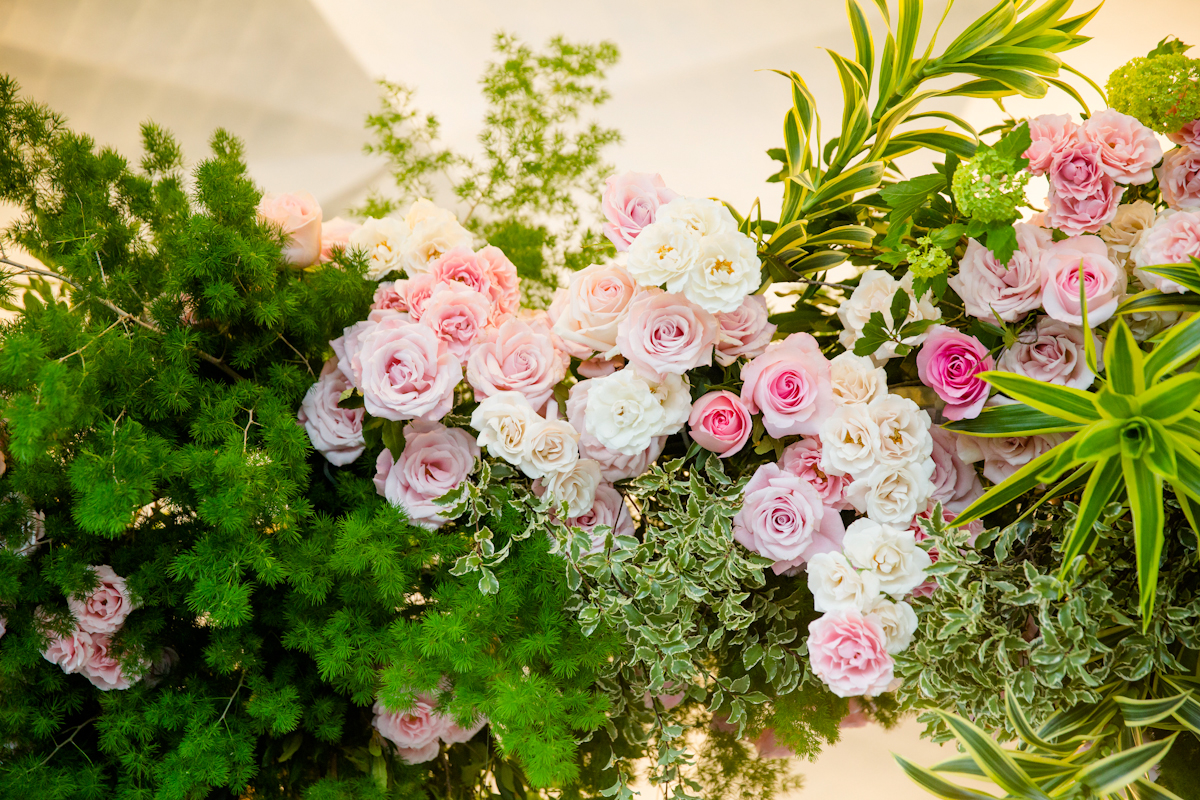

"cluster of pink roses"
[372, 693, 486, 764]
[40, 565, 144, 691]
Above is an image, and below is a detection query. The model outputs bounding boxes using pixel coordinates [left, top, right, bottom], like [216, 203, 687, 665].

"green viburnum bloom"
[907, 235, 951, 279]
[951, 147, 1029, 225]
[1107, 53, 1200, 135]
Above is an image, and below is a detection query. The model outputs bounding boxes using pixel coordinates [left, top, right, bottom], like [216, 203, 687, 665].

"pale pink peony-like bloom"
[374, 421, 479, 529]
[1169, 120, 1200, 148]
[299, 358, 366, 466]
[551, 262, 642, 357]
[0, 616, 5, 639]
[373, 696, 449, 764]
[42, 625, 95, 674]
[430, 248, 492, 300]
[601, 172, 678, 251]
[1024, 114, 1080, 176]
[372, 281, 410, 314]
[419, 282, 491, 361]
[467, 317, 570, 411]
[566, 482, 635, 554]
[1039, 235, 1125, 326]
[357, 321, 461, 422]
[750, 728, 794, 760]
[733, 463, 846, 575]
[688, 391, 753, 458]
[1133, 209, 1200, 293]
[318, 216, 360, 263]
[1045, 175, 1123, 236]
[715, 295, 776, 367]
[1080, 109, 1163, 185]
[807, 610, 895, 698]
[566, 380, 665, 482]
[476, 246, 521, 319]
[740, 332, 833, 438]
[81, 632, 138, 691]
[404, 274, 438, 323]
[440, 714, 488, 745]
[257, 191, 322, 267]
[840, 698, 871, 729]
[67, 565, 137, 635]
[957, 421, 1069, 485]
[928, 427, 984, 515]
[915, 326, 994, 421]
[778, 438, 851, 510]
[997, 316, 1098, 389]
[1157, 146, 1200, 210]
[1049, 140, 1108, 201]
[577, 355, 624, 378]
[948, 224, 1052, 323]
[333, 312, 407, 390]
[614, 291, 719, 381]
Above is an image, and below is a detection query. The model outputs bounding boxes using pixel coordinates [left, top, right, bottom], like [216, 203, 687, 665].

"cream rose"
[997, 316, 1097, 390]
[838, 271, 940, 362]
[680, 232, 762, 314]
[625, 220, 700, 288]
[1099, 200, 1157, 270]
[842, 518, 932, 598]
[864, 597, 919, 654]
[845, 461, 935, 526]
[400, 205, 473, 275]
[350, 216, 409, 280]
[868, 395, 933, 467]
[583, 370, 667, 456]
[257, 191, 322, 267]
[828, 352, 887, 406]
[523, 418, 581, 479]
[819, 403, 881, 479]
[551, 262, 642, 356]
[656, 197, 738, 237]
[806, 552, 882, 613]
[542, 459, 602, 518]
[469, 391, 538, 467]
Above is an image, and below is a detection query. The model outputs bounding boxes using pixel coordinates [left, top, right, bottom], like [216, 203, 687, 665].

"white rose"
[584, 370, 667, 456]
[626, 219, 700, 288]
[869, 395, 933, 467]
[543, 458, 602, 517]
[470, 391, 537, 467]
[845, 461, 934, 526]
[403, 198, 456, 230]
[679, 232, 761, 313]
[806, 552, 882, 613]
[837, 271, 940, 362]
[349, 216, 408, 280]
[829, 352, 887, 406]
[1099, 199, 1156, 269]
[842, 518, 933, 597]
[657, 197, 738, 237]
[819, 404, 881, 478]
[523, 418, 581, 479]
[865, 597, 919, 654]
[400, 204, 473, 276]
[646, 372, 692, 435]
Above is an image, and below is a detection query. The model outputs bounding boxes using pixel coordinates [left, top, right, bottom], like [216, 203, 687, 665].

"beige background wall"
[3, 0, 1198, 796]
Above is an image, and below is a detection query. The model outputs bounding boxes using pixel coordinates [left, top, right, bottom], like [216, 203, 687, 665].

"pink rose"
[567, 482, 635, 554]
[688, 391, 752, 458]
[577, 355, 624, 378]
[299, 358, 366, 466]
[928, 427, 984, 514]
[357, 321, 461, 422]
[404, 274, 438, 322]
[997, 316, 1097, 389]
[467, 318, 570, 411]
[915, 326, 994, 421]
[1156, 146, 1200, 210]
[372, 281, 410, 313]
[81, 632, 137, 691]
[419, 282, 491, 361]
[740, 332, 833, 438]
[476, 246, 520, 319]
[431, 248, 492, 299]
[948, 223, 1052, 323]
[257, 191, 322, 267]
[373, 696, 449, 764]
[1168, 120, 1200, 148]
[374, 420, 479, 529]
[615, 291, 719, 381]
[319, 216, 360, 263]
[778, 438, 850, 510]
[1049, 140, 1107, 200]
[1045, 178, 1122, 236]
[643, 687, 686, 711]
[1039, 235, 1124, 326]
[957, 424, 1069, 484]
[807, 610, 895, 698]
[333, 312, 407, 390]
[715, 295, 776, 367]
[1024, 114, 1080, 176]
[733, 463, 846, 575]
[1080, 109, 1163, 185]
[440, 714, 488, 745]
[566, 380, 665, 481]
[1134, 209, 1200, 293]
[601, 172, 678, 251]
[551, 262, 642, 357]
[750, 728, 794, 760]
[43, 625, 95, 674]
[840, 699, 871, 729]
[68, 565, 137, 634]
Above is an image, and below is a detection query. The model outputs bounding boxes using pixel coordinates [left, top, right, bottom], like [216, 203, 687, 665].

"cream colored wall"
[2, 0, 1196, 796]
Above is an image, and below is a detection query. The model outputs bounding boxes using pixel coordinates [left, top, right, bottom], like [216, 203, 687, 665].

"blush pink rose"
[1169, 120, 1200, 148]
[1157, 146, 1200, 210]
[476, 245, 520, 319]
[404, 274, 438, 323]
[957, 424, 1069, 484]
[928, 427, 984, 514]
[431, 248, 492, 299]
[319, 216, 360, 263]
[1039, 235, 1124, 326]
[81, 632, 137, 691]
[715, 295, 776, 367]
[333, 312, 405, 390]
[840, 698, 871, 729]
[1133, 209, 1200, 293]
[778, 438, 850, 510]
[688, 391, 752, 458]
[1045, 178, 1122, 236]
[257, 191, 322, 267]
[615, 291, 719, 381]
[358, 320, 461, 422]
[949, 223, 1052, 323]
[467, 317, 570, 411]
[299, 358, 366, 466]
[373, 695, 449, 764]
[68, 565, 137, 635]
[374, 420, 479, 528]
[808, 610, 895, 698]
[441, 716, 488, 745]
[916, 326, 994, 421]
[43, 625, 96, 674]
[750, 728, 794, 760]
[577, 355, 624, 378]
[997, 316, 1097, 389]
[733, 463, 846, 575]
[372, 281, 410, 313]
[1049, 140, 1108, 200]
[1080, 109, 1163, 185]
[740, 332, 833, 438]
[566, 380, 665, 481]
[601, 172, 678, 251]
[567, 482, 635, 554]
[551, 262, 642, 357]
[1024, 114, 1080, 176]
[420, 282, 491, 361]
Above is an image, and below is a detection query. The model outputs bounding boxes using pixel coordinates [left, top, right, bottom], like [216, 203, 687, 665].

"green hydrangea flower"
[1107, 53, 1200, 135]
[908, 235, 951, 278]
[951, 148, 1029, 224]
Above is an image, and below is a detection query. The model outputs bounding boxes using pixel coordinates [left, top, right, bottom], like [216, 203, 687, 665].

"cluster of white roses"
[349, 199, 474, 281]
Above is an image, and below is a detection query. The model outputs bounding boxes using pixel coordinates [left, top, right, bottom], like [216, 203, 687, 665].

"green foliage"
[361, 34, 621, 305]
[1107, 39, 1200, 134]
[950, 123, 1031, 227]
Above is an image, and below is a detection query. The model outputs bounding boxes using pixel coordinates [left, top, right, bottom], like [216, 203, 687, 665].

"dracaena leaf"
[1123, 454, 1165, 626]
[1138, 263, 1200, 294]
[1114, 693, 1192, 726]
[1066, 419, 1122, 461]
[978, 371, 1099, 423]
[952, 444, 1063, 526]
[1058, 456, 1122, 573]
[1144, 418, 1178, 480]
[1005, 686, 1080, 755]
[1103, 319, 1144, 395]
[944, 403, 1079, 437]
[1075, 734, 1176, 795]
[1140, 373, 1200, 424]
[935, 711, 1050, 800]
[1118, 288, 1200, 317]
[893, 756, 1001, 800]
[1131, 776, 1188, 800]
[1143, 311, 1200, 383]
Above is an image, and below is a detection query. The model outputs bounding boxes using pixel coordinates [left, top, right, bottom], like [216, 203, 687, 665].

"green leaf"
[952, 65, 1049, 97]
[1123, 454, 1165, 626]
[1114, 693, 1192, 726]
[880, 173, 945, 222]
[804, 224, 876, 247]
[941, 0, 1017, 63]
[978, 371, 1100, 423]
[1143, 312, 1200, 384]
[935, 711, 1050, 800]
[944, 403, 1079, 437]
[801, 160, 886, 211]
[952, 444, 1063, 526]
[895, 0, 923, 75]
[1103, 319, 1145, 395]
[1139, 263, 1200, 294]
[1118, 289, 1200, 316]
[1005, 686, 1080, 755]
[992, 121, 1033, 165]
[847, 0, 876, 84]
[1075, 735, 1175, 795]
[890, 284, 912, 330]
[1131, 777, 1188, 800]
[1141, 373, 1200, 424]
[1059, 455, 1122, 573]
[985, 223, 1020, 263]
[893, 756, 1000, 800]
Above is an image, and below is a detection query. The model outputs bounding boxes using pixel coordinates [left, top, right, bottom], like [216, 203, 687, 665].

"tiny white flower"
[807, 552, 882, 613]
[842, 518, 932, 598]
